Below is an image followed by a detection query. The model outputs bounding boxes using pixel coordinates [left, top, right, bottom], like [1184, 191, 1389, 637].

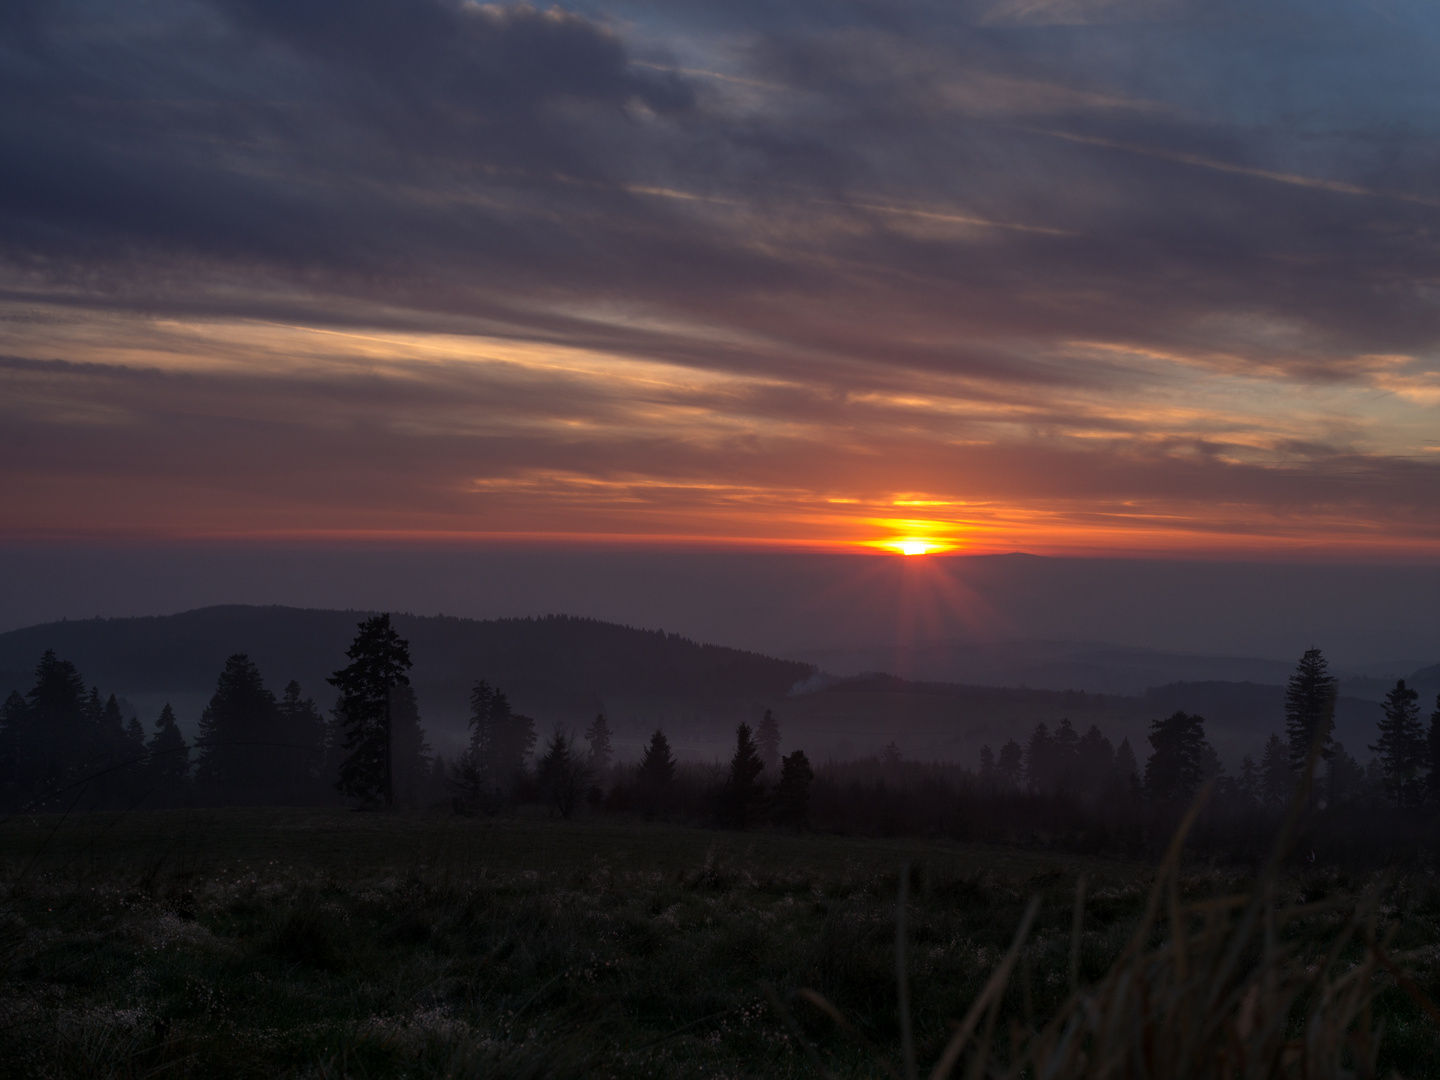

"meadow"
[3, 808, 1440, 1079]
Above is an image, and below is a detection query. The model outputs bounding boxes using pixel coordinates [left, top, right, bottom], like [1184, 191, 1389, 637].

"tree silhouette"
[276, 681, 326, 804]
[537, 728, 590, 819]
[147, 703, 189, 806]
[1076, 724, 1115, 796]
[1371, 679, 1424, 808]
[389, 682, 433, 807]
[467, 680, 535, 801]
[584, 713, 613, 772]
[195, 654, 279, 804]
[1428, 693, 1440, 807]
[1024, 723, 1053, 793]
[1114, 737, 1139, 788]
[1143, 711, 1207, 803]
[637, 729, 675, 816]
[996, 739, 1024, 789]
[755, 709, 781, 775]
[1259, 733, 1291, 811]
[774, 749, 814, 828]
[723, 722, 765, 828]
[1285, 648, 1336, 778]
[329, 614, 412, 808]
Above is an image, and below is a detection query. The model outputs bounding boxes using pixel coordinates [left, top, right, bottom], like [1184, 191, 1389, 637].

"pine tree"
[1024, 723, 1053, 793]
[997, 739, 1024, 789]
[723, 722, 765, 828]
[755, 709, 781, 775]
[1285, 648, 1337, 778]
[1143, 711, 1207, 802]
[1428, 694, 1440, 807]
[1114, 738, 1139, 787]
[1236, 754, 1260, 806]
[328, 614, 412, 808]
[637, 729, 675, 816]
[1259, 733, 1292, 811]
[584, 713, 613, 772]
[147, 704, 190, 806]
[537, 728, 589, 819]
[978, 744, 996, 788]
[22, 651, 91, 807]
[275, 681, 327, 804]
[1324, 741, 1366, 807]
[466, 681, 536, 800]
[195, 654, 279, 805]
[774, 749, 814, 828]
[1052, 718, 1080, 792]
[1370, 679, 1424, 808]
[389, 682, 432, 807]
[1076, 724, 1115, 797]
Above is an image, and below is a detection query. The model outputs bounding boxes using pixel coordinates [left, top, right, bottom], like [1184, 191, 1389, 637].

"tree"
[537, 728, 590, 819]
[636, 729, 675, 816]
[147, 704, 190, 806]
[584, 713, 613, 772]
[19, 651, 92, 808]
[978, 744, 996, 788]
[1076, 724, 1115, 797]
[1236, 754, 1260, 806]
[1324, 742, 1366, 807]
[1370, 679, 1425, 808]
[996, 739, 1024, 789]
[756, 709, 781, 775]
[1285, 648, 1336, 778]
[774, 749, 814, 828]
[275, 681, 327, 804]
[1114, 738, 1139, 787]
[328, 614, 412, 808]
[195, 654, 279, 805]
[1428, 694, 1440, 807]
[467, 681, 536, 800]
[1259, 733, 1292, 811]
[1051, 718, 1080, 792]
[1143, 711, 1208, 803]
[722, 722, 765, 828]
[389, 682, 433, 807]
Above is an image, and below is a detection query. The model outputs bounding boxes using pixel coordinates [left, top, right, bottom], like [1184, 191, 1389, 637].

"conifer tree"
[275, 681, 327, 804]
[978, 744, 996, 788]
[584, 713, 613, 772]
[1052, 718, 1080, 792]
[1285, 648, 1337, 777]
[147, 704, 190, 806]
[1114, 737, 1139, 787]
[1259, 733, 1292, 811]
[1236, 754, 1260, 805]
[755, 709, 781, 775]
[1324, 741, 1365, 806]
[388, 681, 432, 807]
[637, 729, 675, 815]
[723, 722, 765, 828]
[1143, 711, 1207, 802]
[1427, 694, 1440, 807]
[195, 654, 279, 805]
[997, 739, 1024, 789]
[23, 651, 90, 806]
[329, 614, 412, 808]
[1076, 724, 1115, 797]
[774, 749, 814, 828]
[1370, 679, 1424, 808]
[1024, 723, 1053, 793]
[466, 680, 535, 800]
[537, 728, 589, 819]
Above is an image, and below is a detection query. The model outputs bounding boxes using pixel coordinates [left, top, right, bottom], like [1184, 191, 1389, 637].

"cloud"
[1, 0, 1439, 554]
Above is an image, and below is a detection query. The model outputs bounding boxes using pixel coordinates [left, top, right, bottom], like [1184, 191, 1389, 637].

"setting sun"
[899, 539, 932, 555]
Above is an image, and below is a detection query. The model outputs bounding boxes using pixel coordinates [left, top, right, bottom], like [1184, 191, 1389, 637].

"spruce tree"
[978, 745, 996, 788]
[147, 704, 190, 806]
[23, 652, 91, 807]
[195, 655, 279, 805]
[584, 713, 613, 772]
[1370, 679, 1424, 808]
[466, 681, 536, 800]
[537, 728, 589, 819]
[1285, 648, 1336, 777]
[997, 739, 1024, 789]
[1024, 723, 1053, 793]
[775, 749, 814, 828]
[276, 681, 327, 804]
[1114, 738, 1139, 787]
[1052, 718, 1080, 792]
[1428, 694, 1440, 807]
[329, 614, 412, 808]
[1259, 733, 1292, 811]
[755, 709, 781, 775]
[637, 729, 675, 816]
[389, 682, 432, 807]
[1236, 754, 1260, 805]
[1076, 725, 1115, 797]
[1324, 741, 1365, 806]
[723, 722, 765, 828]
[1143, 711, 1207, 803]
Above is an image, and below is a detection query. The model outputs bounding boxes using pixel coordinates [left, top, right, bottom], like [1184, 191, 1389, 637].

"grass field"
[2, 807, 1439, 1078]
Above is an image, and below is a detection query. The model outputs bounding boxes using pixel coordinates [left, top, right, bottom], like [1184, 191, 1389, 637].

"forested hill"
[0, 607, 815, 745]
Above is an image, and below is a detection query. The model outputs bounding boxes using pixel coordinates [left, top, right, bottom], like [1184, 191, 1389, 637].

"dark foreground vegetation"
[3, 807, 1440, 1079]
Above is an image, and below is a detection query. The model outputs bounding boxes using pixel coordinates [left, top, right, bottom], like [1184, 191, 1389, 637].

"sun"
[898, 539, 933, 555]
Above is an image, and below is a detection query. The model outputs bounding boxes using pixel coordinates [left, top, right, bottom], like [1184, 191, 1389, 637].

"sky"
[2, 0, 1439, 560]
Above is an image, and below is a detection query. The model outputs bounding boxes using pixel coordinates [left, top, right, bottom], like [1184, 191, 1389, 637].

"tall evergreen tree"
[1285, 648, 1337, 777]
[466, 680, 535, 799]
[389, 682, 433, 807]
[275, 681, 327, 804]
[722, 722, 765, 828]
[147, 704, 190, 806]
[1143, 711, 1207, 803]
[328, 614, 412, 807]
[22, 651, 92, 807]
[1236, 754, 1260, 806]
[978, 744, 997, 788]
[996, 739, 1024, 789]
[1370, 679, 1425, 808]
[637, 728, 676, 815]
[1114, 737, 1139, 787]
[1428, 694, 1440, 807]
[584, 713, 613, 772]
[1024, 723, 1053, 793]
[1259, 733, 1292, 811]
[537, 728, 589, 819]
[1324, 742, 1366, 807]
[774, 749, 814, 828]
[195, 654, 279, 805]
[1051, 718, 1080, 792]
[755, 709, 781, 775]
[1076, 724, 1115, 797]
